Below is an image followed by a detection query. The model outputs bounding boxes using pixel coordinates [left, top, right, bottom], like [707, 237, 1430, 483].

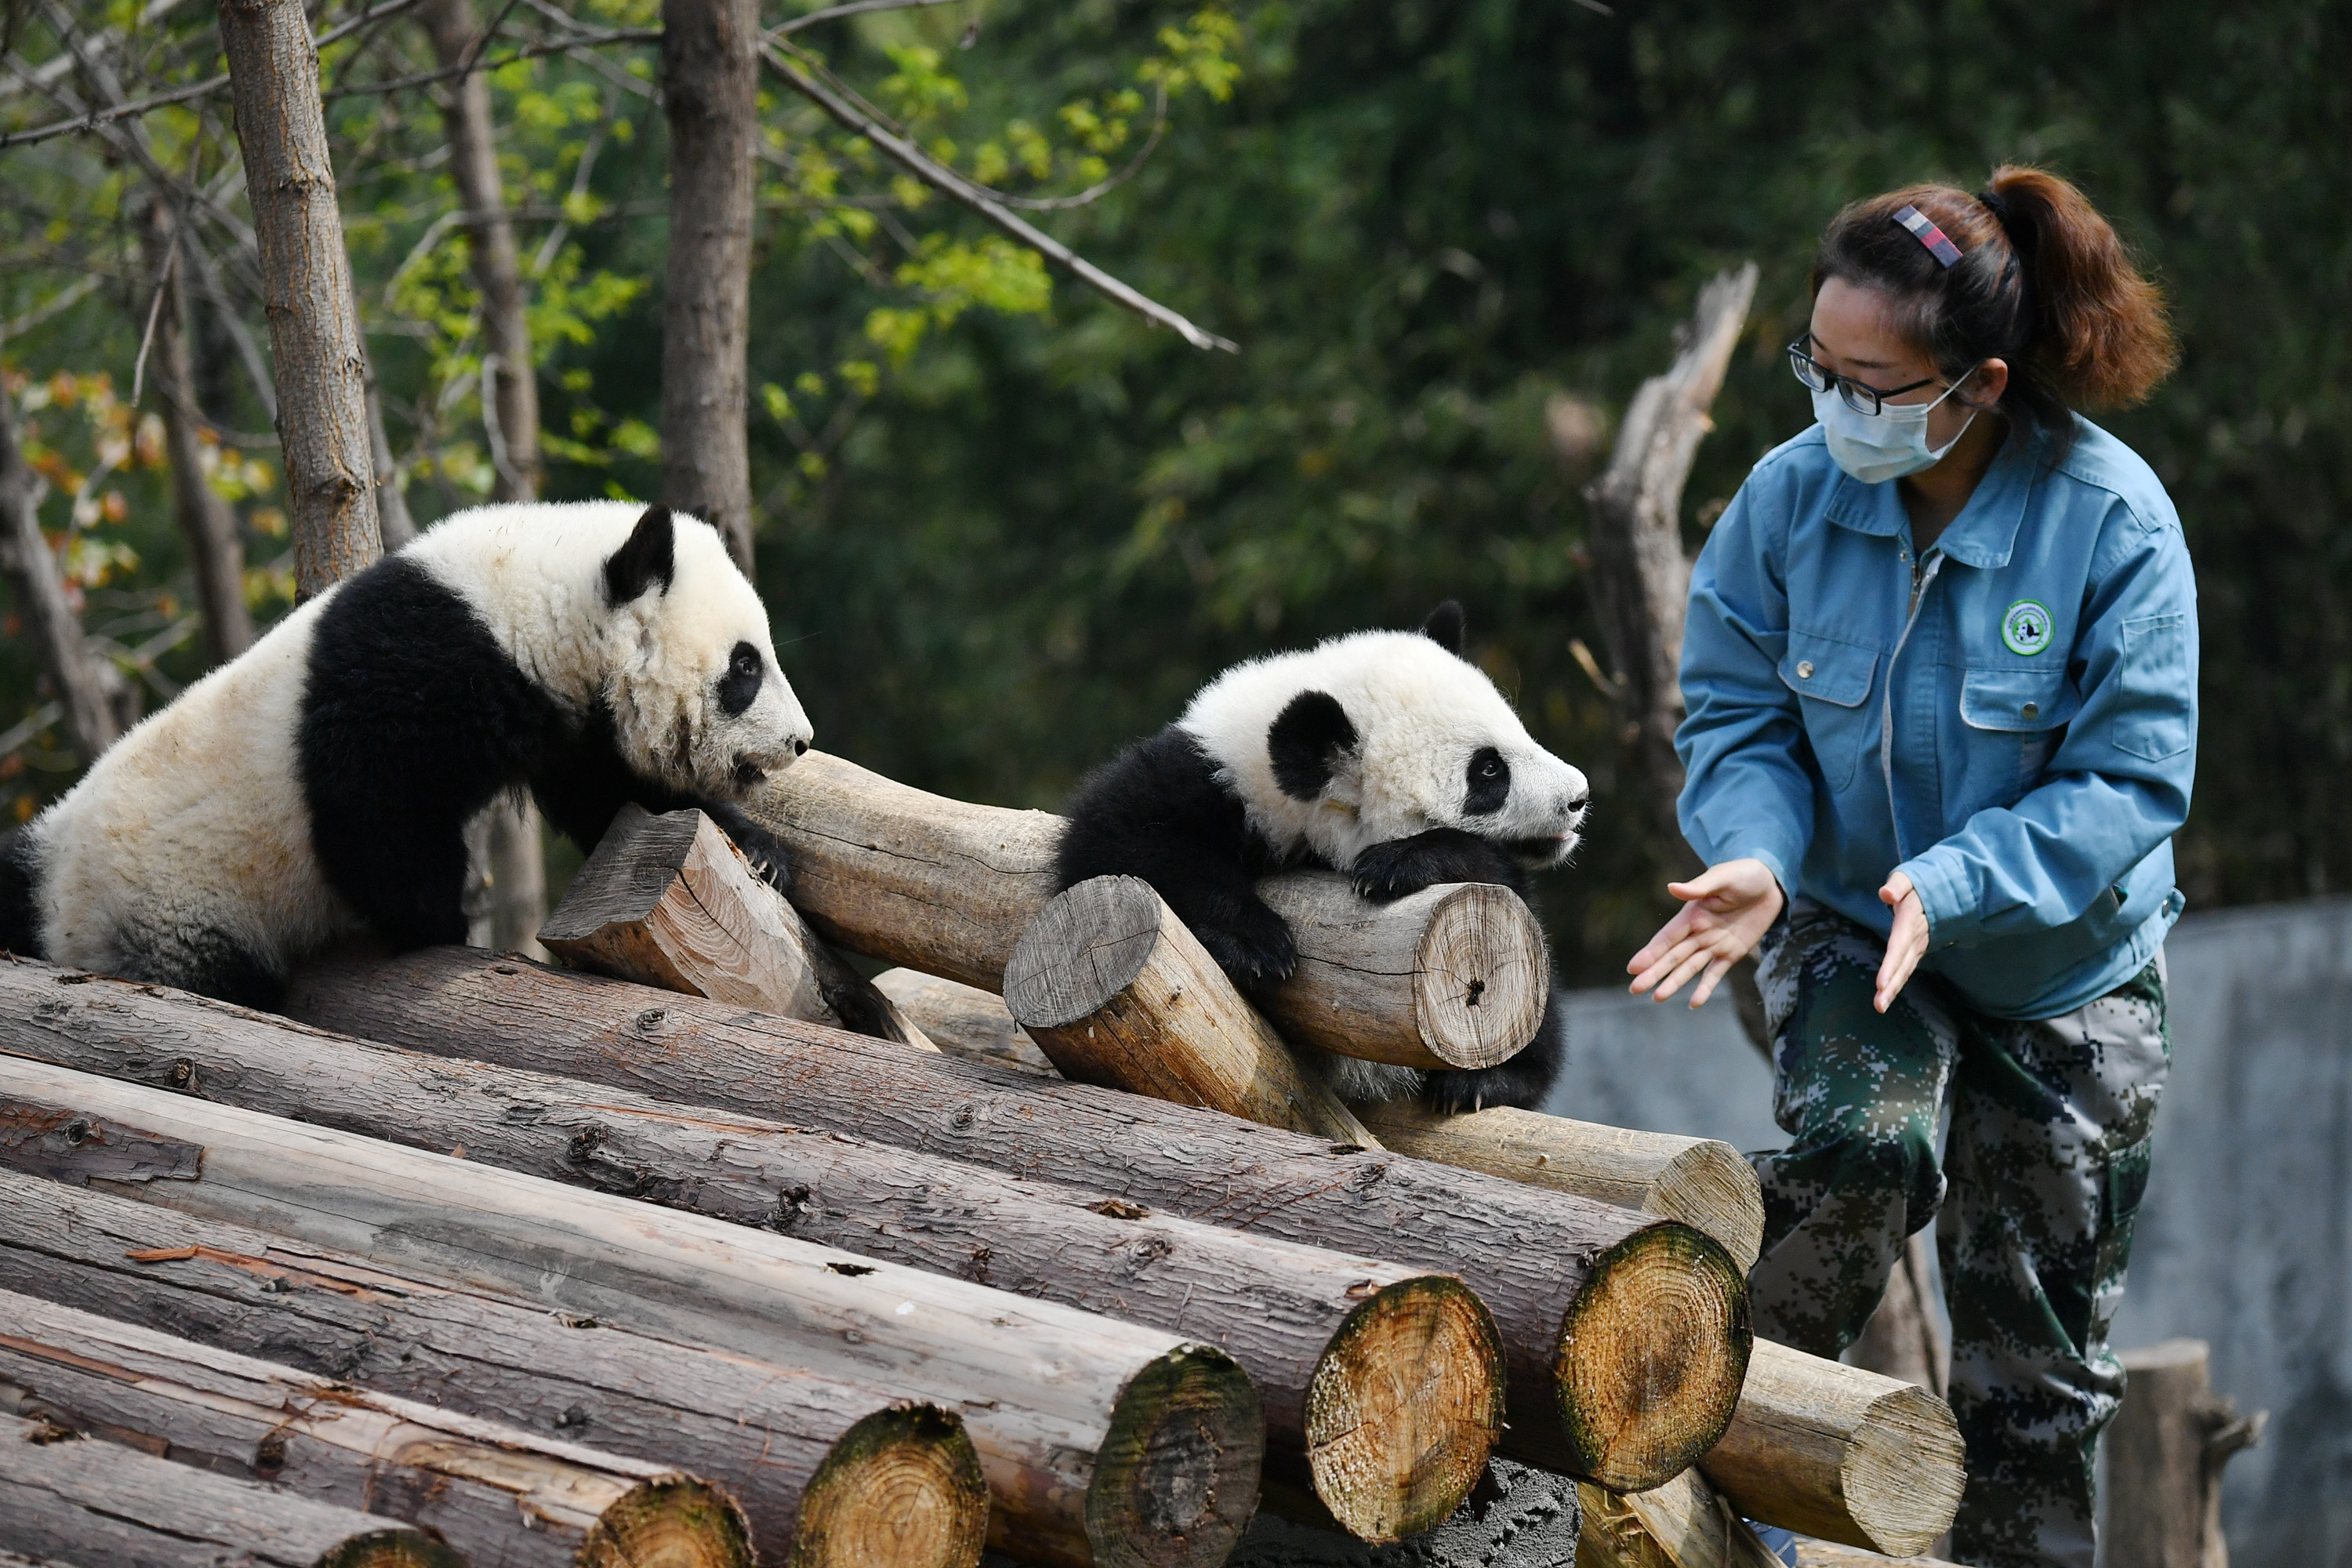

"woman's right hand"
[1627, 858, 1786, 1007]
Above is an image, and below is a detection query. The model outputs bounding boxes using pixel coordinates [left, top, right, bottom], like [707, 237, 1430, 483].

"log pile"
[0, 753, 1970, 1568]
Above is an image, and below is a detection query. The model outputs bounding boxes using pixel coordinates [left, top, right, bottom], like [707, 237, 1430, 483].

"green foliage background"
[2, 0, 2347, 984]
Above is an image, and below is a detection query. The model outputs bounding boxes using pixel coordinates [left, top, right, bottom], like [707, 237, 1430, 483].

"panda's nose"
[1563, 791, 1589, 818]
[793, 738, 808, 755]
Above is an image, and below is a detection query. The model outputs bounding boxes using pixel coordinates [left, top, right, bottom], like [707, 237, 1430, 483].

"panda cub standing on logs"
[0, 501, 811, 1008]
[1056, 602, 1588, 1112]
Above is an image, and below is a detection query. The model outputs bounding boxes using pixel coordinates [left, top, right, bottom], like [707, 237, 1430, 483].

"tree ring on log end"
[1305, 1276, 1505, 1541]
[1553, 1221, 1751, 1491]
[1838, 1383, 1966, 1555]
[577, 1476, 753, 1568]
[1409, 884, 1549, 1070]
[1087, 1343, 1263, 1568]
[318, 1533, 471, 1568]
[1006, 876, 1164, 1029]
[792, 1404, 989, 1568]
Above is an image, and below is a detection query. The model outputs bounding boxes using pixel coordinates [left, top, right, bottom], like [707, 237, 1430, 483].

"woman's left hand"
[1875, 871, 1929, 1012]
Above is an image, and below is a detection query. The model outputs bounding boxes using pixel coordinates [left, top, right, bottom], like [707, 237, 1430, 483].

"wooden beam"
[873, 967, 1057, 1074]
[1004, 875, 1378, 1145]
[1, 961, 1498, 1544]
[0, 1287, 754, 1568]
[280, 945, 1754, 1494]
[2104, 1339, 2266, 1568]
[0, 1053, 1263, 1568]
[539, 804, 935, 1049]
[0, 1410, 462, 1568]
[0, 1168, 986, 1568]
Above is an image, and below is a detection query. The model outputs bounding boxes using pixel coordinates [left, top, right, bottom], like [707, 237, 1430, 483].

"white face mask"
[1812, 368, 1978, 485]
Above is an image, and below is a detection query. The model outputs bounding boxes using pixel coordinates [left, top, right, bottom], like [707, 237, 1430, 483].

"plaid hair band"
[1893, 204, 1964, 267]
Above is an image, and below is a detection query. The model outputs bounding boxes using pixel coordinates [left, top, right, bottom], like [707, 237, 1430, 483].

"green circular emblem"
[2002, 599, 2055, 656]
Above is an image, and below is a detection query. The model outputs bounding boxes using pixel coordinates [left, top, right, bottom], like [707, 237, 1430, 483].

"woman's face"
[1808, 277, 1998, 451]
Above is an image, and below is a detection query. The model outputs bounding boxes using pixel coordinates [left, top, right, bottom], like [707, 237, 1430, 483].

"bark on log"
[0, 960, 1495, 1544]
[0, 1410, 463, 1568]
[0, 381, 134, 759]
[280, 946, 1754, 1493]
[2104, 1339, 2266, 1568]
[1697, 1340, 1964, 1557]
[140, 194, 255, 665]
[1253, 874, 1546, 1070]
[0, 1054, 1261, 1568]
[660, 0, 758, 572]
[1574, 263, 1756, 850]
[1351, 1102, 1763, 1273]
[216, 0, 380, 600]
[0, 1168, 989, 1568]
[1005, 876, 1377, 1145]
[875, 967, 1057, 1074]
[0, 1286, 753, 1568]
[542, 804, 937, 1050]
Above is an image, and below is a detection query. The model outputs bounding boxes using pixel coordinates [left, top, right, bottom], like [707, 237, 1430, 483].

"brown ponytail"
[1811, 165, 2177, 457]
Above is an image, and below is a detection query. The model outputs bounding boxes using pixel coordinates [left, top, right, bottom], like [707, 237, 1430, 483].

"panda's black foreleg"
[699, 799, 792, 892]
[1056, 726, 1298, 988]
[528, 704, 791, 893]
[1349, 828, 1525, 902]
[1421, 981, 1569, 1113]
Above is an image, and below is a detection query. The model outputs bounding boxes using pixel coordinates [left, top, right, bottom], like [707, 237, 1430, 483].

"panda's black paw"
[707, 804, 793, 893]
[1195, 905, 1299, 989]
[1352, 829, 1519, 902]
[1421, 1063, 1533, 1116]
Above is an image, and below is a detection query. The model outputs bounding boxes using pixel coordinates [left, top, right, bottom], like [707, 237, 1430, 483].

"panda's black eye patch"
[1464, 746, 1510, 816]
[717, 641, 764, 715]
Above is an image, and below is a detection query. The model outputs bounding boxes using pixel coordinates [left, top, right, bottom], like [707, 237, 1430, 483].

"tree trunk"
[355, 270, 416, 549]
[217, 0, 380, 601]
[0, 957, 1495, 1544]
[0, 385, 134, 758]
[0, 1052, 1262, 1568]
[541, 804, 938, 1050]
[660, 0, 758, 572]
[140, 195, 253, 665]
[280, 944, 1755, 1494]
[1697, 1339, 1965, 1556]
[0, 1168, 988, 1568]
[1005, 875, 1379, 1145]
[0, 1410, 462, 1568]
[2104, 1340, 2266, 1568]
[0, 1287, 753, 1568]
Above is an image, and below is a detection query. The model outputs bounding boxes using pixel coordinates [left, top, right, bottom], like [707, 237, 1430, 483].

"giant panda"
[1055, 602, 1588, 1112]
[0, 500, 811, 1008]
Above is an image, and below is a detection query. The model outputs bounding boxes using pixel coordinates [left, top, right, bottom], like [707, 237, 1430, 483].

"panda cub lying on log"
[1056, 602, 1588, 1113]
[0, 502, 811, 1008]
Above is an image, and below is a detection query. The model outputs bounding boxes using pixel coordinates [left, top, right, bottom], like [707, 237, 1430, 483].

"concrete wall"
[1537, 898, 2352, 1567]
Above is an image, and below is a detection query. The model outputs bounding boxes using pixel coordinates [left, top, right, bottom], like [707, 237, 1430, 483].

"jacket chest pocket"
[1962, 666, 2082, 795]
[1779, 631, 1880, 791]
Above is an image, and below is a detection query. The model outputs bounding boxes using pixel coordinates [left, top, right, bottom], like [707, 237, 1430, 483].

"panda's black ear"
[1421, 600, 1466, 655]
[1268, 690, 1359, 801]
[604, 504, 677, 605]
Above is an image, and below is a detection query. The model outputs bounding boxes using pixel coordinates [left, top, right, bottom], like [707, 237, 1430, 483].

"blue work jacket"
[1675, 416, 2198, 1019]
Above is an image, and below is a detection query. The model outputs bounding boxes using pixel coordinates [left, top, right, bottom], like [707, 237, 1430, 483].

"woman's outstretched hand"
[1627, 858, 1786, 1007]
[1875, 871, 1929, 1013]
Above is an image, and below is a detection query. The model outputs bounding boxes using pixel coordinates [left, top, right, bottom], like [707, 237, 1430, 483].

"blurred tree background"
[2, 0, 2345, 983]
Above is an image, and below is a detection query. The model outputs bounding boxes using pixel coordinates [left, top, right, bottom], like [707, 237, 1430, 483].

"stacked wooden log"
[0, 749, 1969, 1568]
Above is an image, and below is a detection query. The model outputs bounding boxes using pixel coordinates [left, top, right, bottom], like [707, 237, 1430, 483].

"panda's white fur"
[5, 500, 810, 1002]
[1179, 628, 1589, 873]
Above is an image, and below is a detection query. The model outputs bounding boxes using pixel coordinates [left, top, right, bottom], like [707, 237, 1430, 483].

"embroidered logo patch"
[2002, 599, 2055, 656]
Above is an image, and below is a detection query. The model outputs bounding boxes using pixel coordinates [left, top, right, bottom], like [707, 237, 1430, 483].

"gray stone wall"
[1537, 898, 2352, 1567]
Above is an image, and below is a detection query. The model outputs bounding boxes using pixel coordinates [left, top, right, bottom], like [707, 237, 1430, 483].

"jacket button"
[2022, 701, 2040, 719]
[1797, 661, 1814, 679]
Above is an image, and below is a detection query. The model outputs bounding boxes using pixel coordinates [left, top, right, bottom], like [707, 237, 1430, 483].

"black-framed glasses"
[1787, 336, 1942, 416]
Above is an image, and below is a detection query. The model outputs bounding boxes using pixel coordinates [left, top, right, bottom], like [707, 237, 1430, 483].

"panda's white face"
[1178, 619, 1590, 872]
[602, 509, 814, 800]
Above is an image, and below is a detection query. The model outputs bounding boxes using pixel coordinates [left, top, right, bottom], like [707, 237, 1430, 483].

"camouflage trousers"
[1748, 899, 2169, 1568]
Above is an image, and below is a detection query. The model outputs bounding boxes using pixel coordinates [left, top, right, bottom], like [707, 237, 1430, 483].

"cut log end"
[1836, 1383, 1967, 1558]
[1087, 1345, 1264, 1568]
[1305, 1276, 1505, 1543]
[794, 1406, 989, 1568]
[318, 1537, 470, 1568]
[1407, 882, 1550, 1070]
[579, 1477, 754, 1568]
[1555, 1222, 1751, 1492]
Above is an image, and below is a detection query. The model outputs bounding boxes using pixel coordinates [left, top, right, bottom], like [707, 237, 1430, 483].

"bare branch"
[758, 42, 1237, 353]
[0, 276, 101, 340]
[773, 0, 964, 36]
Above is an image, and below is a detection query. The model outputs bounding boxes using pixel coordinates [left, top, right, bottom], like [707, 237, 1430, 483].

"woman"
[1628, 168, 2193, 1568]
